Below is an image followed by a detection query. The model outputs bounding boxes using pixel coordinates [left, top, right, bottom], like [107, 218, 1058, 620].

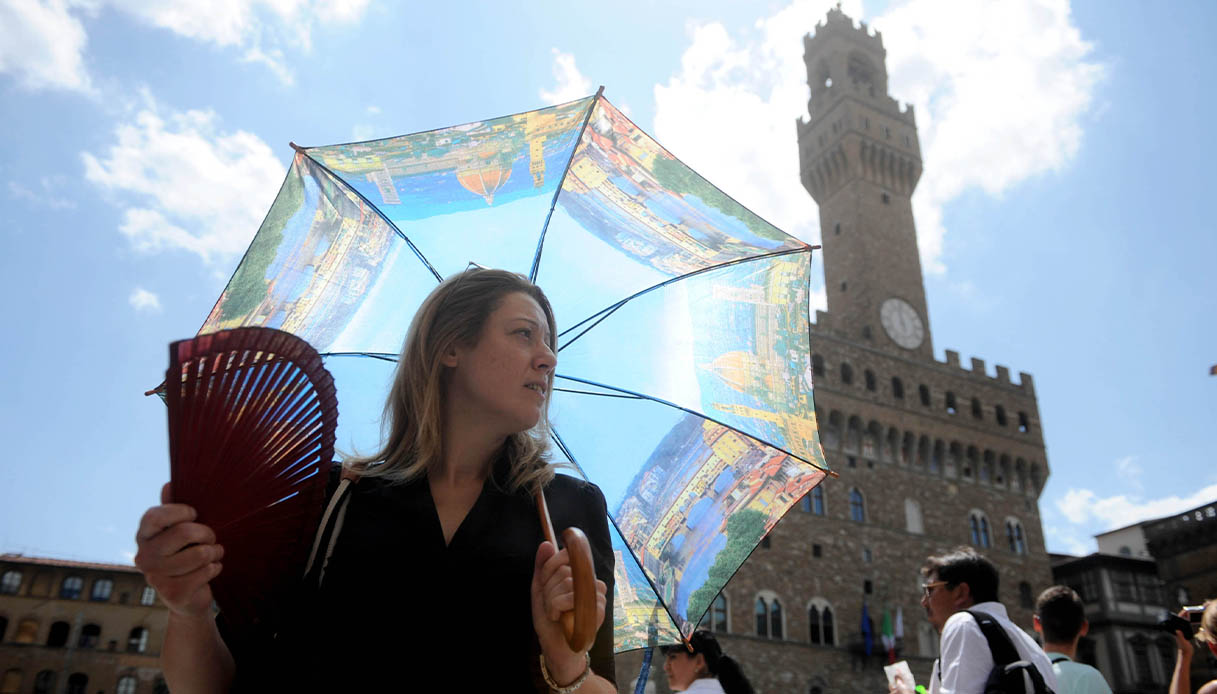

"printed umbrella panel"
[200, 92, 830, 651]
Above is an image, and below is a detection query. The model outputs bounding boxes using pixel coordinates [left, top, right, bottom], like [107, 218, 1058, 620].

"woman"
[135, 268, 616, 692]
[662, 630, 754, 694]
[1170, 600, 1217, 694]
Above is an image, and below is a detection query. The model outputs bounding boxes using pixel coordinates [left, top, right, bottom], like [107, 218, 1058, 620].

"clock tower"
[797, 7, 933, 359]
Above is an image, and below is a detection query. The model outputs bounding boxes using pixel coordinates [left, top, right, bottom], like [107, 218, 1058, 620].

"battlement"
[940, 349, 1035, 392]
[806, 7, 885, 51]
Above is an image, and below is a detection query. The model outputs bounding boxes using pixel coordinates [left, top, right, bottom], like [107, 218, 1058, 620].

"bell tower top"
[797, 8, 932, 359]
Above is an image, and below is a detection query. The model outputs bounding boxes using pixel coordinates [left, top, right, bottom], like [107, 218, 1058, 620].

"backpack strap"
[302, 464, 362, 588]
[966, 610, 1022, 667]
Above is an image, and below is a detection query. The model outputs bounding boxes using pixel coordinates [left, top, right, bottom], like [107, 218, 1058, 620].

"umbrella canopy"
[198, 89, 830, 651]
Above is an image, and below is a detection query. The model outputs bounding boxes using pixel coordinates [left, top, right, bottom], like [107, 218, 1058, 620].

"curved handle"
[536, 490, 599, 652]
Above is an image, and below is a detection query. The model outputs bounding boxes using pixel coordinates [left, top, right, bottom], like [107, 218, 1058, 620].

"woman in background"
[663, 629, 755, 694]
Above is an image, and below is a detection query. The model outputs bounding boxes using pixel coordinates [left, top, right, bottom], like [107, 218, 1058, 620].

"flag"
[895, 606, 905, 640]
[881, 608, 896, 664]
[861, 601, 874, 656]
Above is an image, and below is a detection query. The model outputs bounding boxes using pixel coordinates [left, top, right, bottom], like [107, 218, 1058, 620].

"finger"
[544, 574, 575, 621]
[540, 547, 570, 584]
[157, 544, 224, 579]
[533, 541, 557, 582]
[135, 524, 219, 573]
[159, 562, 222, 609]
[160, 482, 172, 505]
[136, 504, 198, 543]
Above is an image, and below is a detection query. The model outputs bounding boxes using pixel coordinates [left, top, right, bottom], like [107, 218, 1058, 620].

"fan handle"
[535, 489, 598, 653]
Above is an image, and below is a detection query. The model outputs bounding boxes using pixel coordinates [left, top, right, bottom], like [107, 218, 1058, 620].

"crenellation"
[944, 349, 960, 368]
[971, 357, 986, 376]
[995, 365, 1011, 384]
[1018, 371, 1036, 393]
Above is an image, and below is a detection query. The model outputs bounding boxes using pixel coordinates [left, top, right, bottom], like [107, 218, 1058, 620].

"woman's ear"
[693, 653, 708, 676]
[440, 343, 460, 368]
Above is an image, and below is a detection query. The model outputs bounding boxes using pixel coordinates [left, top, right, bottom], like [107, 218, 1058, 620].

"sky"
[0, 0, 1214, 565]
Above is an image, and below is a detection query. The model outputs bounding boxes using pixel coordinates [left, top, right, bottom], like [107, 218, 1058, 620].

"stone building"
[0, 554, 168, 694]
[1144, 500, 1217, 611]
[616, 8, 1057, 693]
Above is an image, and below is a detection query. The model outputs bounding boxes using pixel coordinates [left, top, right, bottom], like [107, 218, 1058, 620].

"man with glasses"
[891, 547, 1057, 694]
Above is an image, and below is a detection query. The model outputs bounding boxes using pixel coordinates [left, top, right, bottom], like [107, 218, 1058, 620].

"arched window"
[995, 405, 1007, 426]
[770, 598, 783, 639]
[844, 417, 862, 453]
[964, 447, 978, 479]
[864, 369, 876, 391]
[90, 578, 113, 602]
[930, 439, 944, 475]
[116, 676, 137, 694]
[862, 422, 880, 460]
[755, 598, 768, 637]
[812, 354, 825, 378]
[981, 450, 995, 484]
[971, 398, 982, 419]
[1018, 582, 1034, 609]
[47, 621, 69, 648]
[969, 511, 991, 548]
[840, 363, 854, 385]
[154, 678, 170, 694]
[15, 619, 38, 644]
[945, 392, 957, 415]
[59, 576, 83, 599]
[33, 671, 55, 694]
[78, 624, 101, 649]
[916, 436, 930, 469]
[1, 669, 21, 694]
[66, 673, 87, 694]
[919, 384, 931, 406]
[900, 432, 914, 466]
[806, 486, 825, 515]
[1030, 463, 1042, 494]
[1014, 458, 1027, 492]
[905, 499, 924, 534]
[884, 428, 899, 463]
[756, 592, 783, 639]
[1006, 519, 1026, 555]
[1018, 411, 1030, 433]
[127, 627, 149, 654]
[808, 599, 836, 645]
[140, 586, 157, 606]
[699, 592, 728, 633]
[849, 489, 866, 523]
[822, 411, 842, 449]
[891, 377, 904, 400]
[998, 455, 1010, 487]
[0, 571, 21, 595]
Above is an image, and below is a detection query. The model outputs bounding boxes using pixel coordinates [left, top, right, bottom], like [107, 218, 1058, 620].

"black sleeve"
[582, 481, 617, 685]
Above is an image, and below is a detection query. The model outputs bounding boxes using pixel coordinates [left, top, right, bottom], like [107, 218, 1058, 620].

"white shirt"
[681, 678, 726, 694]
[928, 602, 1059, 694]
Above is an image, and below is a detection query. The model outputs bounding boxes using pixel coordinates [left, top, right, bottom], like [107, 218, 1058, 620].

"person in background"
[890, 546, 1057, 694]
[1170, 600, 1217, 694]
[662, 630, 755, 694]
[1032, 586, 1112, 694]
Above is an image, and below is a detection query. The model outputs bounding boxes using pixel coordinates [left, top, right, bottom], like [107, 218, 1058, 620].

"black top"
[221, 460, 616, 692]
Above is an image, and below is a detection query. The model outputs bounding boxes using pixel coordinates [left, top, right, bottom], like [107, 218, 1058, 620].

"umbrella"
[196, 88, 831, 651]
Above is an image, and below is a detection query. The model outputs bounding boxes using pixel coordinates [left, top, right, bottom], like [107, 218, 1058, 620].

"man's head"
[921, 546, 1000, 632]
[1033, 586, 1088, 647]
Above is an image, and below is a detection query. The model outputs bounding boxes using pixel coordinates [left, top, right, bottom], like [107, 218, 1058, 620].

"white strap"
[303, 477, 353, 582]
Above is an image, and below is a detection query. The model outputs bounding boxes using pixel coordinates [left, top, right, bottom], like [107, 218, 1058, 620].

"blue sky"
[0, 0, 1213, 564]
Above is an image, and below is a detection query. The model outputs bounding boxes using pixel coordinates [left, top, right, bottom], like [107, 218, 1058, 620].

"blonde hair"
[346, 268, 558, 494]
[1199, 600, 1217, 645]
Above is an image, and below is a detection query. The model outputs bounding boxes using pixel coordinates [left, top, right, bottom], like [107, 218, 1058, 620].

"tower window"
[861, 325, 872, 340]
[864, 579, 873, 594]
[891, 377, 904, 400]
[1018, 412, 1030, 433]
[840, 281, 848, 291]
[884, 126, 891, 139]
[812, 543, 822, 557]
[971, 398, 982, 420]
[812, 354, 825, 377]
[881, 192, 891, 204]
[840, 363, 853, 385]
[995, 405, 1007, 426]
[834, 223, 841, 235]
[945, 392, 957, 415]
[864, 370, 876, 391]
[919, 384, 930, 407]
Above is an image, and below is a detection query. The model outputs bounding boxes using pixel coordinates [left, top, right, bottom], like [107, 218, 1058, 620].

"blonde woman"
[135, 268, 616, 692]
[1171, 600, 1217, 694]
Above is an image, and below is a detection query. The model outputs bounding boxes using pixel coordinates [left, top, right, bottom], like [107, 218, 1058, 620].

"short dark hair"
[922, 546, 999, 604]
[1035, 586, 1085, 643]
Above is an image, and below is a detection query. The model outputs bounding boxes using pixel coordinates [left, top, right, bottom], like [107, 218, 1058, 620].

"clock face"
[880, 298, 925, 350]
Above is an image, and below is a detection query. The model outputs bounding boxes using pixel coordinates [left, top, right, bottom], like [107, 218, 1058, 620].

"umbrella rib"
[529, 86, 605, 283]
[554, 373, 830, 474]
[549, 428, 687, 645]
[293, 146, 443, 283]
[320, 351, 399, 363]
[557, 246, 813, 349]
[553, 387, 640, 400]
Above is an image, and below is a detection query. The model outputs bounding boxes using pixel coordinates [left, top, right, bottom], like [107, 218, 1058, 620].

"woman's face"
[443, 291, 556, 437]
[663, 650, 705, 691]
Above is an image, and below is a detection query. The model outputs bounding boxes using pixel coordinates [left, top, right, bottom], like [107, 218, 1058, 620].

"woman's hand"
[531, 540, 607, 686]
[134, 482, 224, 620]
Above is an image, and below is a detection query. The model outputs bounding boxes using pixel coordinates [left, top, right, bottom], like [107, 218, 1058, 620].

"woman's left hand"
[531, 540, 607, 685]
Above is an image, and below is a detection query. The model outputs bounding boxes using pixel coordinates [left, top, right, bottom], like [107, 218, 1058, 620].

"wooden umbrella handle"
[536, 489, 598, 653]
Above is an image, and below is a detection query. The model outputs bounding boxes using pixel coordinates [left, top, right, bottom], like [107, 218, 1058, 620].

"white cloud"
[8, 176, 77, 209]
[1054, 482, 1217, 531]
[129, 287, 161, 312]
[651, 0, 1103, 272]
[82, 93, 285, 263]
[539, 48, 594, 105]
[0, 0, 371, 91]
[0, 0, 92, 92]
[1045, 524, 1093, 556]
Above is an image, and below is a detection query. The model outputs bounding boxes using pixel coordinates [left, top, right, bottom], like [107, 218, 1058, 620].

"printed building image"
[615, 7, 1056, 692]
[0, 555, 168, 694]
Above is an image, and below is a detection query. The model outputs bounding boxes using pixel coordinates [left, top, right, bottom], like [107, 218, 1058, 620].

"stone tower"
[797, 9, 932, 360]
[612, 8, 1057, 693]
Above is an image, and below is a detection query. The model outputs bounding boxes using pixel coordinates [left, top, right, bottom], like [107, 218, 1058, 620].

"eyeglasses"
[922, 581, 949, 598]
[434, 261, 487, 316]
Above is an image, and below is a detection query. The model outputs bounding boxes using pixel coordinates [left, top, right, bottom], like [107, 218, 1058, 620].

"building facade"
[0, 555, 168, 694]
[1144, 500, 1217, 611]
[616, 8, 1057, 693]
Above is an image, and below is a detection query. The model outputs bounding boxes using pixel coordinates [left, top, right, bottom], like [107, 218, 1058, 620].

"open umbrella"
[197, 88, 831, 651]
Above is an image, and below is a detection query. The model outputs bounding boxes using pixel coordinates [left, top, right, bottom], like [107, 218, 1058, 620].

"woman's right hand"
[134, 482, 224, 619]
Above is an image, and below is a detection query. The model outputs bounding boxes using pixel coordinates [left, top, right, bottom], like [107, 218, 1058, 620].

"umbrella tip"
[289, 141, 305, 152]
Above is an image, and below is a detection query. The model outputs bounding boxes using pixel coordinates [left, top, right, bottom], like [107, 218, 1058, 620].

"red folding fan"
[165, 326, 337, 628]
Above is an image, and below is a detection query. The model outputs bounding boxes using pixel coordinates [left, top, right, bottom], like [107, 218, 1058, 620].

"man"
[891, 547, 1057, 694]
[1033, 586, 1112, 694]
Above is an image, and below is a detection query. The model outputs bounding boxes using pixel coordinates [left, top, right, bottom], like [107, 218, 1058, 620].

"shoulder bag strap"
[302, 465, 361, 587]
[966, 610, 1022, 667]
